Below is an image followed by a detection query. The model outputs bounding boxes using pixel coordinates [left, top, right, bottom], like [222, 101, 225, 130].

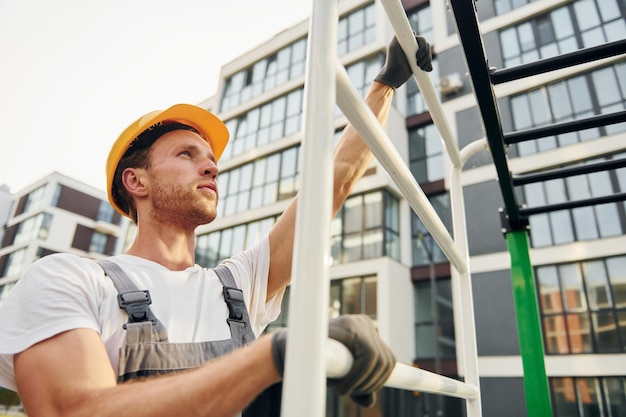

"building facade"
[0, 172, 128, 302]
[199, 0, 626, 416]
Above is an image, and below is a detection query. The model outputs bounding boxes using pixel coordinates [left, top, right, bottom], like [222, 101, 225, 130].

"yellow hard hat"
[106, 103, 229, 217]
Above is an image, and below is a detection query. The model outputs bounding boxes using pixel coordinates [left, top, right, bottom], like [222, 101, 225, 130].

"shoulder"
[21, 253, 110, 296]
[30, 252, 95, 267]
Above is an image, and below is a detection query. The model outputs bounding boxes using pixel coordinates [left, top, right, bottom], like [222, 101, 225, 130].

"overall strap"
[96, 258, 169, 343]
[213, 265, 256, 347]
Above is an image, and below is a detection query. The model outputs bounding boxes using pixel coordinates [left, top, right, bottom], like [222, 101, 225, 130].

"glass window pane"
[329, 283, 341, 318]
[560, 264, 586, 310]
[595, 203, 622, 238]
[550, 210, 575, 244]
[583, 260, 612, 309]
[343, 233, 362, 262]
[568, 76, 593, 114]
[501, 28, 520, 60]
[603, 377, 626, 416]
[525, 182, 547, 206]
[415, 324, 435, 358]
[280, 147, 297, 178]
[575, 378, 602, 415]
[606, 256, 626, 308]
[574, 0, 601, 32]
[362, 229, 383, 259]
[228, 169, 240, 193]
[592, 311, 619, 352]
[567, 312, 592, 353]
[342, 278, 362, 314]
[593, 67, 622, 107]
[618, 311, 626, 351]
[364, 276, 377, 318]
[344, 196, 363, 233]
[529, 214, 553, 247]
[529, 90, 551, 125]
[239, 164, 253, 190]
[538, 265, 564, 313]
[231, 225, 246, 254]
[252, 159, 266, 186]
[544, 315, 569, 353]
[552, 7, 574, 39]
[552, 378, 579, 416]
[364, 192, 382, 228]
[517, 22, 535, 53]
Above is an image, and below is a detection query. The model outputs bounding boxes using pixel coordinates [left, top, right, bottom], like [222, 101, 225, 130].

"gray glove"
[375, 35, 433, 89]
[271, 314, 396, 408]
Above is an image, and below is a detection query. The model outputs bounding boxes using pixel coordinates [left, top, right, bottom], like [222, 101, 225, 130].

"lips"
[198, 182, 218, 197]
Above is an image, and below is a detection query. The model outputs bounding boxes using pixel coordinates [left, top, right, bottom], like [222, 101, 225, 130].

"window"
[346, 55, 384, 98]
[89, 232, 107, 254]
[551, 376, 626, 417]
[195, 217, 275, 267]
[537, 256, 626, 354]
[406, 59, 440, 117]
[22, 185, 47, 214]
[220, 38, 308, 112]
[221, 89, 304, 161]
[14, 213, 52, 246]
[523, 155, 626, 248]
[220, 3, 377, 113]
[218, 146, 301, 218]
[329, 275, 378, 320]
[337, 3, 376, 56]
[494, 0, 532, 15]
[414, 278, 456, 359]
[97, 201, 115, 223]
[330, 190, 401, 265]
[510, 62, 626, 157]
[499, 0, 626, 68]
[4, 248, 29, 279]
[406, 5, 441, 117]
[411, 193, 451, 267]
[409, 124, 445, 184]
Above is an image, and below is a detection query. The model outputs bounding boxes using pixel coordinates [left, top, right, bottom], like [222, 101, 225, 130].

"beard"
[148, 173, 217, 228]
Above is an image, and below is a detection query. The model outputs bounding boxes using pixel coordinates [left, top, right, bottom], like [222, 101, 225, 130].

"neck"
[125, 220, 197, 271]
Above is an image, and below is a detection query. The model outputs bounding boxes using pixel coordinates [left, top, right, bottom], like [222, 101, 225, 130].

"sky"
[0, 0, 312, 193]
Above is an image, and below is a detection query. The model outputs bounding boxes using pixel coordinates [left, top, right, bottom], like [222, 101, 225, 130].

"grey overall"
[96, 259, 256, 415]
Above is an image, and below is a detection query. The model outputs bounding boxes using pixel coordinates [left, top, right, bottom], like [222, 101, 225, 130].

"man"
[0, 35, 432, 417]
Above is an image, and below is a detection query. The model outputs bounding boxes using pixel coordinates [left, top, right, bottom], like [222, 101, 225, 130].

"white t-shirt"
[0, 235, 283, 391]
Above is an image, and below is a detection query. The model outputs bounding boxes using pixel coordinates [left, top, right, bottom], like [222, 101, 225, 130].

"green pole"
[506, 230, 553, 417]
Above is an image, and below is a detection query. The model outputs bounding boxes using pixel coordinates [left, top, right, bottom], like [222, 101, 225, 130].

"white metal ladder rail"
[280, 1, 485, 416]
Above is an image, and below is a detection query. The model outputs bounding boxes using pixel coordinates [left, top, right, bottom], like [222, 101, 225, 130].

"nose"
[202, 158, 219, 178]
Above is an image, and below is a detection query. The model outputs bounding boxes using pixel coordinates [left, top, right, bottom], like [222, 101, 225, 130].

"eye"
[179, 150, 192, 158]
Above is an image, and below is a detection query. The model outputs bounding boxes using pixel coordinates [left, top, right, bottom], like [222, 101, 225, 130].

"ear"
[121, 167, 149, 198]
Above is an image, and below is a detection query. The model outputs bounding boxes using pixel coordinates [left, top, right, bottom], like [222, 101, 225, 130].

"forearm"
[19, 334, 280, 417]
[267, 81, 394, 297]
[96, 336, 278, 417]
[331, 81, 394, 214]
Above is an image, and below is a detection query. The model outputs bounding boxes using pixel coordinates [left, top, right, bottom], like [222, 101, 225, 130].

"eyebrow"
[176, 142, 217, 163]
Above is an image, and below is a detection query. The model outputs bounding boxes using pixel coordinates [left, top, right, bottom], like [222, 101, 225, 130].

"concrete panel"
[480, 377, 527, 417]
[472, 270, 521, 356]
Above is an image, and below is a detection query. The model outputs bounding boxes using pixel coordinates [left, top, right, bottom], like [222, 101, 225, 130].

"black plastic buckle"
[223, 286, 246, 322]
[118, 290, 155, 328]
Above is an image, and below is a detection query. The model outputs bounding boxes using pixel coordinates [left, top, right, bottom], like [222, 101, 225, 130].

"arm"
[267, 35, 433, 299]
[267, 81, 393, 299]
[14, 328, 279, 417]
